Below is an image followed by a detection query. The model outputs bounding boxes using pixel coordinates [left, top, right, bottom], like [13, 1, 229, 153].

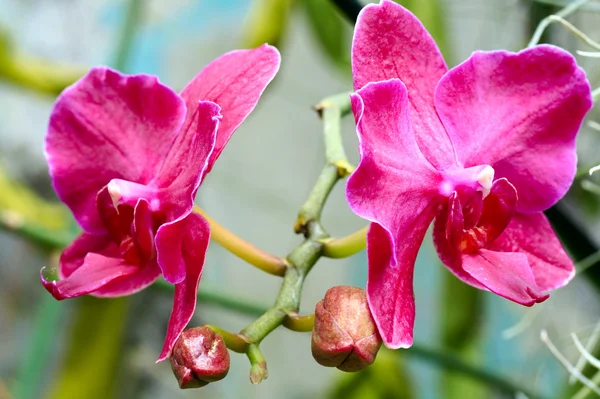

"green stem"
[405, 344, 545, 399]
[295, 166, 339, 233]
[322, 226, 367, 258]
[316, 92, 353, 175]
[247, 344, 268, 384]
[205, 325, 249, 353]
[113, 0, 143, 71]
[527, 0, 591, 47]
[282, 311, 315, 332]
[576, 249, 600, 274]
[195, 206, 287, 277]
[593, 86, 600, 103]
[240, 93, 352, 379]
[295, 93, 354, 234]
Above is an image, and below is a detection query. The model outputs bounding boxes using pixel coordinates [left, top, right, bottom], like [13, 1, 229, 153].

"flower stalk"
[205, 325, 250, 353]
[240, 92, 353, 380]
[247, 344, 268, 384]
[294, 93, 353, 234]
[282, 311, 315, 332]
[194, 206, 288, 276]
[321, 225, 368, 258]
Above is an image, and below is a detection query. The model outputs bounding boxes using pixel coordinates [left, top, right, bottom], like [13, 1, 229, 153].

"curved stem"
[283, 311, 315, 332]
[295, 93, 353, 234]
[239, 93, 352, 381]
[194, 206, 287, 277]
[322, 226, 367, 258]
[527, 0, 590, 47]
[205, 325, 249, 353]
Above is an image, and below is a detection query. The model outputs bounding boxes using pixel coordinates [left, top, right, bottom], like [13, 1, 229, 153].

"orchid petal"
[474, 178, 518, 245]
[42, 253, 139, 300]
[58, 232, 161, 297]
[157, 213, 210, 361]
[132, 198, 155, 262]
[46, 67, 186, 234]
[180, 45, 280, 172]
[93, 259, 161, 298]
[155, 219, 187, 285]
[346, 79, 441, 224]
[352, 0, 455, 169]
[347, 79, 442, 348]
[367, 217, 431, 349]
[152, 101, 220, 221]
[462, 249, 549, 306]
[435, 45, 593, 213]
[490, 212, 575, 292]
[432, 193, 487, 290]
[59, 233, 119, 279]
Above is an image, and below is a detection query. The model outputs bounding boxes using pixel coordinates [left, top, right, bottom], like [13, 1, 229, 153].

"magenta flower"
[41, 45, 280, 360]
[346, 0, 592, 349]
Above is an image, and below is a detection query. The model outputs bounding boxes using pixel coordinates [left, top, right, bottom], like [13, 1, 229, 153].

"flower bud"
[170, 326, 230, 389]
[312, 286, 382, 372]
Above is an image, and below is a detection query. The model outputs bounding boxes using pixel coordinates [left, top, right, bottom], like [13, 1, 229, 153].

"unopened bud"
[170, 326, 230, 389]
[312, 286, 382, 372]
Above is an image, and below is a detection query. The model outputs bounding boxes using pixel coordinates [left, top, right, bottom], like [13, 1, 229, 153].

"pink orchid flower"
[41, 45, 280, 360]
[346, 0, 593, 349]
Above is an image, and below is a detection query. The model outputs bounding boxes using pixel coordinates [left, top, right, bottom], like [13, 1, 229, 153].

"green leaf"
[46, 297, 129, 399]
[303, 0, 351, 73]
[242, 0, 293, 48]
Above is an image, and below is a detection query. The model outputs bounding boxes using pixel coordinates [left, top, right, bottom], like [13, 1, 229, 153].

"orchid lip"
[476, 165, 494, 198]
[439, 164, 495, 198]
[107, 181, 122, 210]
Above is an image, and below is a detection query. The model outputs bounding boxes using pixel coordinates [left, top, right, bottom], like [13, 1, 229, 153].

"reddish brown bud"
[170, 326, 230, 389]
[311, 286, 382, 372]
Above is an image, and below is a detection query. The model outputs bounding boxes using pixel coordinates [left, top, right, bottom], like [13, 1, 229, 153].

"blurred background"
[1, 0, 600, 398]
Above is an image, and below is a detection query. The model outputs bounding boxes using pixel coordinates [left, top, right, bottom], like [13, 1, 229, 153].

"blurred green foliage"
[0, 166, 68, 230]
[440, 272, 486, 398]
[328, 349, 414, 399]
[243, 0, 294, 48]
[304, 0, 351, 73]
[47, 297, 129, 399]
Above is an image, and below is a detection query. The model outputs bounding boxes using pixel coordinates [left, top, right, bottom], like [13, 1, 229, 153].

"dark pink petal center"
[449, 178, 518, 254]
[96, 183, 165, 267]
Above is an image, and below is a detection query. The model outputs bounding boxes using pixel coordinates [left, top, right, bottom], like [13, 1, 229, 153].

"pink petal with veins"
[491, 212, 575, 292]
[46, 67, 186, 233]
[352, 0, 455, 169]
[157, 213, 210, 361]
[180, 45, 280, 172]
[435, 45, 592, 212]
